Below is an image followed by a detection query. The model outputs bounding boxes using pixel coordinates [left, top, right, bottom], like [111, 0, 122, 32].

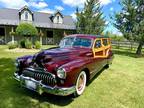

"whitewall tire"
[74, 71, 87, 96]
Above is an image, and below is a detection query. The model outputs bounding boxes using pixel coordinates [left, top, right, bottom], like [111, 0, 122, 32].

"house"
[0, 6, 76, 44]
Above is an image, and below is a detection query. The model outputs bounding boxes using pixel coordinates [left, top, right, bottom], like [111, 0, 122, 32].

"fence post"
[130, 42, 133, 51]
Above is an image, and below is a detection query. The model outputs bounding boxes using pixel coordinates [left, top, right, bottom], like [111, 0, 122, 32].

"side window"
[94, 40, 102, 48]
[102, 39, 108, 46]
[108, 38, 111, 44]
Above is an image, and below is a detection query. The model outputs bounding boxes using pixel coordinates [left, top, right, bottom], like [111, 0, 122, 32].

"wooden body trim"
[92, 38, 111, 58]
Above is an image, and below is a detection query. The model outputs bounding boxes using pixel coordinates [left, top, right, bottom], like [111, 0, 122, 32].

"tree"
[76, 0, 105, 34]
[114, 0, 144, 55]
[16, 23, 38, 37]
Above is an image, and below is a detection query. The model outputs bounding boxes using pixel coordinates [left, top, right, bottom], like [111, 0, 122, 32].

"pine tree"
[114, 0, 144, 55]
[76, 0, 105, 35]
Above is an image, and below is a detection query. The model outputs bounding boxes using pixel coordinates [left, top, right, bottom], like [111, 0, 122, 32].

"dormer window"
[25, 11, 28, 20]
[51, 11, 63, 24]
[57, 16, 59, 23]
[19, 6, 33, 21]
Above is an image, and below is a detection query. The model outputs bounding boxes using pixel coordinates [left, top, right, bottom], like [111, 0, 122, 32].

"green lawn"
[0, 45, 144, 108]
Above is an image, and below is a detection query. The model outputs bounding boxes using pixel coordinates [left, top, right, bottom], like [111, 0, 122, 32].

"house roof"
[0, 7, 76, 30]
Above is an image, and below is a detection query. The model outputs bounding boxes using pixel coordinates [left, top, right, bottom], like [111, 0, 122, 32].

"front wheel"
[104, 64, 109, 69]
[74, 71, 87, 97]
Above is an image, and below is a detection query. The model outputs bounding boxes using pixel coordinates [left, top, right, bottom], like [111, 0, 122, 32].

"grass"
[0, 45, 144, 108]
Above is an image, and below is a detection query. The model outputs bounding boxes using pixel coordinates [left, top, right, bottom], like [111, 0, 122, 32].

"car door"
[102, 38, 111, 58]
[89, 38, 104, 78]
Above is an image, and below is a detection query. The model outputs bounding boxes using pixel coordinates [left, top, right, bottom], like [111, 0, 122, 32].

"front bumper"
[14, 72, 76, 96]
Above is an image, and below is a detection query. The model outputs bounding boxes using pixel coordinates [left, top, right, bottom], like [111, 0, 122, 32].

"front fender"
[57, 58, 90, 87]
[16, 55, 33, 71]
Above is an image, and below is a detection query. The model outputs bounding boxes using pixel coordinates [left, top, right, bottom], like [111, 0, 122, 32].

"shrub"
[7, 41, 18, 49]
[19, 39, 26, 48]
[16, 23, 38, 37]
[25, 39, 32, 49]
[35, 41, 41, 49]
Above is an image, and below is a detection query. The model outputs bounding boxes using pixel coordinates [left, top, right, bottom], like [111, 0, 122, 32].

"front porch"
[0, 25, 75, 45]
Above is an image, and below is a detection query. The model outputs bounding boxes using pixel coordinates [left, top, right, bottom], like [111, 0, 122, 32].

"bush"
[35, 41, 41, 49]
[25, 39, 32, 49]
[19, 39, 26, 48]
[7, 41, 18, 49]
[16, 23, 38, 37]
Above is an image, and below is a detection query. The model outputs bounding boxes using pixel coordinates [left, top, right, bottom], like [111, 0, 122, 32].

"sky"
[0, 0, 122, 35]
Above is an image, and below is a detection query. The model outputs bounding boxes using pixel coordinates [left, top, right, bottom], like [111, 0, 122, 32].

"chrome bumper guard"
[14, 73, 76, 96]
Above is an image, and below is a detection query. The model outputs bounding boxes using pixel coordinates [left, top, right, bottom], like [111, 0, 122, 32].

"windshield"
[59, 36, 92, 48]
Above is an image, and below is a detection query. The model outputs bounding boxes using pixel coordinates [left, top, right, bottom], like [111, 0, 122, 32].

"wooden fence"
[111, 41, 140, 50]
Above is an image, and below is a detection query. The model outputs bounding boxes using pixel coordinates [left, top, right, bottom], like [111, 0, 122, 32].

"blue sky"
[0, 0, 122, 35]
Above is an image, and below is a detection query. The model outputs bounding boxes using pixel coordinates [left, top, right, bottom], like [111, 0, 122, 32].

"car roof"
[67, 34, 109, 39]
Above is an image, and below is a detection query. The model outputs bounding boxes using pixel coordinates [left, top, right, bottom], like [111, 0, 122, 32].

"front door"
[47, 30, 53, 44]
[0, 27, 5, 44]
[89, 39, 104, 78]
[90, 38, 111, 78]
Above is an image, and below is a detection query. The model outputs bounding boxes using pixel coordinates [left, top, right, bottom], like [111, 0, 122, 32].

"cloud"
[105, 21, 109, 25]
[0, 0, 28, 9]
[28, 0, 44, 2]
[99, 0, 112, 5]
[0, 0, 48, 9]
[113, 30, 123, 36]
[105, 24, 123, 36]
[54, 5, 64, 11]
[29, 1, 48, 9]
[61, 0, 112, 7]
[71, 13, 77, 20]
[38, 8, 55, 14]
[61, 0, 86, 7]
[110, 7, 114, 11]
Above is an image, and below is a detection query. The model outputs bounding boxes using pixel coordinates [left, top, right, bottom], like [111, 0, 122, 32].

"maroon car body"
[14, 34, 114, 96]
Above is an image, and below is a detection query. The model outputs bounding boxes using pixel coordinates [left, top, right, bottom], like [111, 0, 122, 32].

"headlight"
[27, 58, 32, 64]
[15, 59, 20, 67]
[57, 68, 66, 79]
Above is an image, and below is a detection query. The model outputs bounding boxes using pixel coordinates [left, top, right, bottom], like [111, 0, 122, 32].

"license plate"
[25, 80, 36, 90]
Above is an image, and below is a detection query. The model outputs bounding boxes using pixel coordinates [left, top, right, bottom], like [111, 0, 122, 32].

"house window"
[57, 16, 59, 23]
[25, 11, 28, 20]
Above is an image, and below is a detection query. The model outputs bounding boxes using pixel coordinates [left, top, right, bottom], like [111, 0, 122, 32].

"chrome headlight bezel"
[57, 68, 66, 79]
[27, 58, 32, 64]
[15, 59, 20, 67]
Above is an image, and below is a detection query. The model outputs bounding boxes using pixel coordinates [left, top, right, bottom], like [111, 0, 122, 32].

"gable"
[53, 13, 63, 24]
[19, 6, 33, 21]
[20, 10, 33, 21]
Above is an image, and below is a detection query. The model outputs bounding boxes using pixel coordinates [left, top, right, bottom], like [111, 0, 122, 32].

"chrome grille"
[22, 68, 56, 86]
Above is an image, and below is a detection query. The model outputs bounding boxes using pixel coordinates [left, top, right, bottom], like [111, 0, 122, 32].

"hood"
[37, 47, 91, 58]
[34, 47, 91, 73]
[42, 47, 87, 56]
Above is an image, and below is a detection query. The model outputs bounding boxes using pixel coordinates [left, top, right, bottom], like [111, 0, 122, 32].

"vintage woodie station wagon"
[14, 34, 114, 96]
